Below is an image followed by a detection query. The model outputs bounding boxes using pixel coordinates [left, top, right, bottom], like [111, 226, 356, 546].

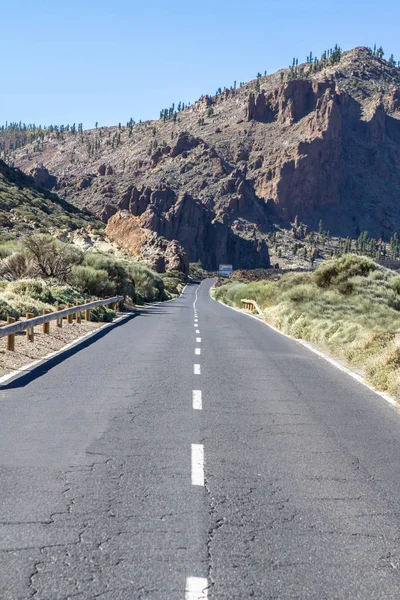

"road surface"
[1, 280, 400, 599]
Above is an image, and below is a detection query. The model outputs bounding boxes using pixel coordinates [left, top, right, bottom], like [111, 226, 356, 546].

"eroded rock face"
[246, 81, 334, 125]
[27, 164, 57, 190]
[170, 132, 201, 157]
[103, 185, 270, 270]
[105, 210, 189, 274]
[385, 88, 400, 113]
[12, 46, 400, 257]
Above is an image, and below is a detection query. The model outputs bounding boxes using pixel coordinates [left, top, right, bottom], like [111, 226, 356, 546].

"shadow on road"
[0, 312, 138, 390]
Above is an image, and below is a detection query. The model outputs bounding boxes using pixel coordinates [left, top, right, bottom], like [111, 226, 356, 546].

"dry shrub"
[0, 252, 35, 280]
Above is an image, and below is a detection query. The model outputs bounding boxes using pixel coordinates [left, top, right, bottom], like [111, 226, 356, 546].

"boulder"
[28, 164, 57, 189]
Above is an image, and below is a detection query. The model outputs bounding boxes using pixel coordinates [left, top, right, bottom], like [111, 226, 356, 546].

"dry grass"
[215, 255, 400, 400]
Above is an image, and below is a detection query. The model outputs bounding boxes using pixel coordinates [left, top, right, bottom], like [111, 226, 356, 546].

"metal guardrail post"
[241, 299, 263, 315]
[57, 307, 63, 328]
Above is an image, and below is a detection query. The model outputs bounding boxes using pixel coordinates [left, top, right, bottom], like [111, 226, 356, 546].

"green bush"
[83, 253, 130, 296]
[281, 283, 316, 303]
[22, 235, 82, 280]
[90, 306, 116, 322]
[7, 279, 53, 303]
[0, 240, 20, 258]
[216, 255, 400, 399]
[162, 276, 184, 296]
[69, 265, 113, 296]
[189, 261, 208, 280]
[47, 284, 84, 307]
[1, 291, 52, 317]
[128, 263, 165, 303]
[0, 252, 35, 280]
[0, 299, 20, 321]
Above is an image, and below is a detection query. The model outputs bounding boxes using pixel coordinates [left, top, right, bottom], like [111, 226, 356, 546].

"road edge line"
[217, 300, 399, 409]
[0, 312, 134, 387]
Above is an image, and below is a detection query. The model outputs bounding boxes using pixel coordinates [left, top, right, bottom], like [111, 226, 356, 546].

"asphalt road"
[1, 279, 400, 599]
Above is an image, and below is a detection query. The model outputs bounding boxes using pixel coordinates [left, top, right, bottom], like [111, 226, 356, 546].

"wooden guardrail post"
[26, 313, 34, 342]
[6, 317, 16, 351]
[67, 304, 73, 324]
[0, 295, 123, 351]
[56, 307, 63, 328]
[75, 303, 81, 324]
[42, 310, 50, 334]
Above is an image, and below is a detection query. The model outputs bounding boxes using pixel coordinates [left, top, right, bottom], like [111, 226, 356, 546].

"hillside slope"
[8, 46, 400, 269]
[0, 160, 100, 239]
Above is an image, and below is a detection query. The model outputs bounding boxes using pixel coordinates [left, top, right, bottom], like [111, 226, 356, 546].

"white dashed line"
[196, 337, 201, 343]
[185, 576, 208, 600]
[193, 288, 199, 309]
[195, 348, 201, 355]
[192, 390, 202, 410]
[196, 329, 200, 334]
[191, 444, 204, 486]
[194, 364, 201, 375]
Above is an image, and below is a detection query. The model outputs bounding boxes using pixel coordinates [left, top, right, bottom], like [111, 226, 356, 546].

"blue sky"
[2, 0, 400, 128]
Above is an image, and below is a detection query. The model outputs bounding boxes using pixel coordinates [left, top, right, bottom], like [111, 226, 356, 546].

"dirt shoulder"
[0, 318, 104, 378]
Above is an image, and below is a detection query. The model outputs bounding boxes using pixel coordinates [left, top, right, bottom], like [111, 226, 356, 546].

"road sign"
[219, 264, 233, 278]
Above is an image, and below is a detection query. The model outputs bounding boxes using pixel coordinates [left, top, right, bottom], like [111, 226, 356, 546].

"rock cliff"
[8, 46, 400, 268]
[105, 211, 189, 274]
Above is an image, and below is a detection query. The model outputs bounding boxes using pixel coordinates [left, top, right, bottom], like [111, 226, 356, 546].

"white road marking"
[195, 348, 201, 355]
[194, 324, 199, 328]
[196, 337, 201, 343]
[185, 576, 208, 600]
[191, 444, 204, 486]
[192, 390, 202, 410]
[193, 288, 199, 309]
[196, 329, 200, 334]
[0, 313, 132, 387]
[194, 364, 201, 375]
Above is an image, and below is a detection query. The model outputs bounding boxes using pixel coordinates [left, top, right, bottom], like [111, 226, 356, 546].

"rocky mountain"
[7, 46, 400, 269]
[0, 159, 100, 239]
[0, 161, 189, 274]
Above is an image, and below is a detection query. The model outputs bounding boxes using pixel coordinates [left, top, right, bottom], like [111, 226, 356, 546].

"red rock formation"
[10, 46, 400, 264]
[105, 211, 189, 274]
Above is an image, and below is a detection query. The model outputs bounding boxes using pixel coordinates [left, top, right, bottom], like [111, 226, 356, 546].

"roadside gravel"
[0, 319, 102, 377]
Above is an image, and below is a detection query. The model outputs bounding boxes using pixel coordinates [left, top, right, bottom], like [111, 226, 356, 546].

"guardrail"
[241, 299, 263, 315]
[0, 296, 124, 351]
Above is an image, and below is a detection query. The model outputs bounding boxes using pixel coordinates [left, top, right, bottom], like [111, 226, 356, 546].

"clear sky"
[2, 0, 400, 128]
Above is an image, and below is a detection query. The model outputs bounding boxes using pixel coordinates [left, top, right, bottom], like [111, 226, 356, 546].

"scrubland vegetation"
[215, 255, 400, 399]
[0, 234, 186, 322]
